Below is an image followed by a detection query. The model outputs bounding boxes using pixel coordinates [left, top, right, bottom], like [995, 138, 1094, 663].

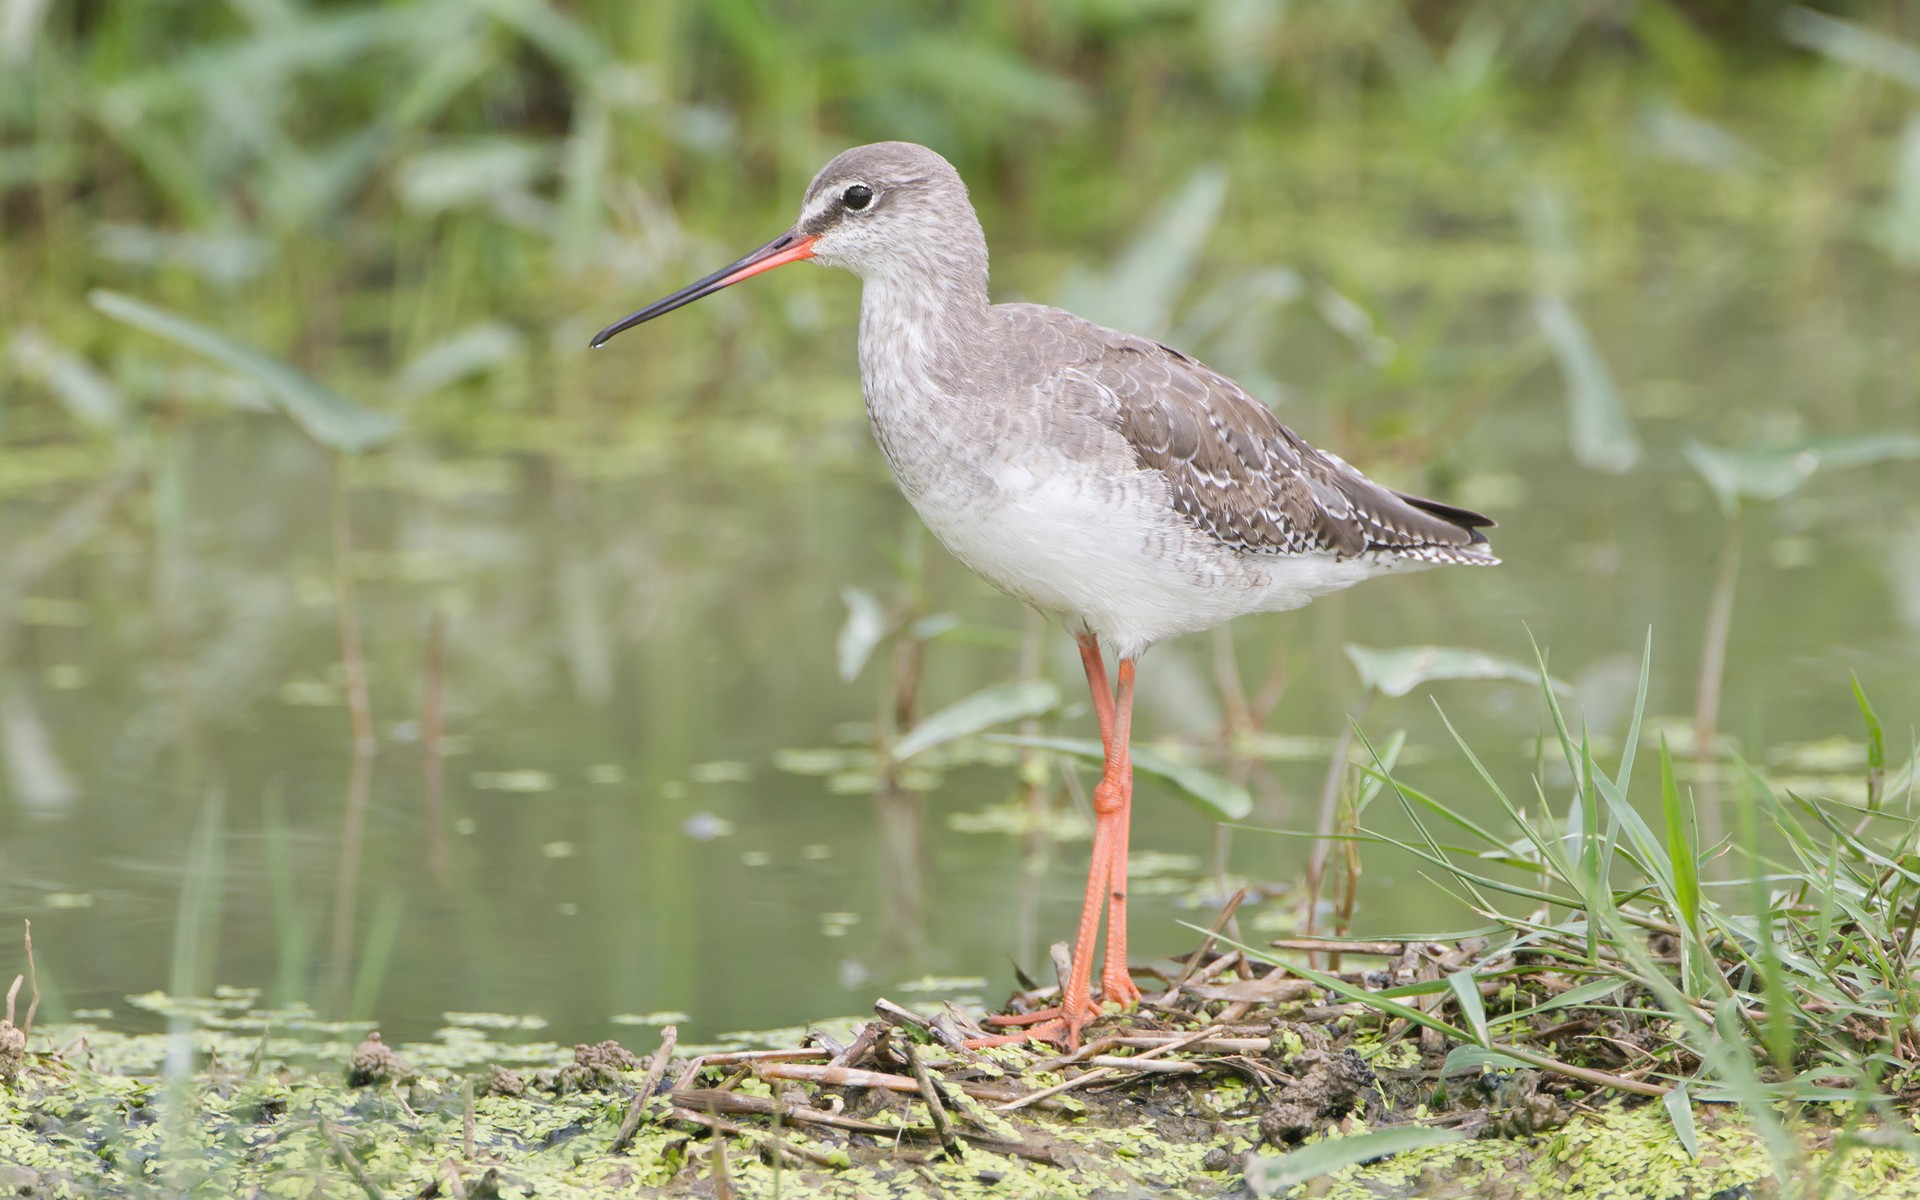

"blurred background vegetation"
[5, 0, 1916, 441]
[3, 1, 1919, 1042]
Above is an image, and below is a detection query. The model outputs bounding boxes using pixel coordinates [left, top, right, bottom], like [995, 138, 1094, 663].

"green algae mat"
[4, 979, 1918, 1199]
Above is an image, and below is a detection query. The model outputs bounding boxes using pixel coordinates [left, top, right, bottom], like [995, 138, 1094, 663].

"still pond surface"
[4, 159, 1918, 1049]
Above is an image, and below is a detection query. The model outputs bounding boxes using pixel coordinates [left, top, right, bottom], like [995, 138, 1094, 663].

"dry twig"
[612, 1025, 679, 1155]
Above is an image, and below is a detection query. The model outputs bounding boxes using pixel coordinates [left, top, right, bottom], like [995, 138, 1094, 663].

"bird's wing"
[1004, 305, 1495, 563]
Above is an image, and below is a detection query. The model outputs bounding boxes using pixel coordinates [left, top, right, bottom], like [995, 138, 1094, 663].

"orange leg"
[1099, 658, 1142, 1008]
[1077, 631, 1115, 754]
[975, 644, 1140, 1050]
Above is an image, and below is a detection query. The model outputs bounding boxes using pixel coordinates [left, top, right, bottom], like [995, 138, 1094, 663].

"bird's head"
[589, 141, 984, 349]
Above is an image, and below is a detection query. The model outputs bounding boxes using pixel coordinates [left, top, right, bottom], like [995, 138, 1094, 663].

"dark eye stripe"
[842, 184, 873, 211]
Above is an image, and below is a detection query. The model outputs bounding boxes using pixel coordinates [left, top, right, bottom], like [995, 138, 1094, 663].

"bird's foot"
[969, 994, 1103, 1050]
[1101, 965, 1144, 1011]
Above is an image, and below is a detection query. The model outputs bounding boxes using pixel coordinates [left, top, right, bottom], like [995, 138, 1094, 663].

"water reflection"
[4, 278, 1918, 1049]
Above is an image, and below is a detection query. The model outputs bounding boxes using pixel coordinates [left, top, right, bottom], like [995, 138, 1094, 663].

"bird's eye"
[842, 184, 874, 211]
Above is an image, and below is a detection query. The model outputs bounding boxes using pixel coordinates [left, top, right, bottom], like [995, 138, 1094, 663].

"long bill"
[589, 231, 817, 348]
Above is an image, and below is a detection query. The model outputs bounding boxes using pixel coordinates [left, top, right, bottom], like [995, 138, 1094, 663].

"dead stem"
[901, 1039, 962, 1158]
[320, 1119, 387, 1200]
[611, 1025, 678, 1155]
[674, 1106, 843, 1170]
[1303, 696, 1372, 946]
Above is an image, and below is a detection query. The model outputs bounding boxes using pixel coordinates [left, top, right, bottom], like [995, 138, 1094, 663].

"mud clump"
[1258, 1048, 1381, 1145]
[346, 1032, 414, 1087]
[1478, 1070, 1572, 1138]
[481, 1064, 528, 1097]
[0, 1019, 24, 1082]
[553, 1040, 639, 1093]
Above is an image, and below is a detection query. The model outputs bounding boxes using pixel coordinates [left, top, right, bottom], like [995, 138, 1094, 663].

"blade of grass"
[1851, 673, 1886, 811]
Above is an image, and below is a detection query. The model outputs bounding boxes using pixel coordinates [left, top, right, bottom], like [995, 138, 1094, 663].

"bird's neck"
[856, 220, 992, 388]
[853, 239, 995, 494]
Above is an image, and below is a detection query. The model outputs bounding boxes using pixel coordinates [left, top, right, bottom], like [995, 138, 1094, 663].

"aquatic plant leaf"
[1345, 644, 1555, 698]
[1685, 434, 1920, 514]
[892, 680, 1059, 761]
[8, 328, 128, 429]
[1056, 163, 1229, 339]
[1782, 7, 1920, 91]
[394, 138, 551, 213]
[1640, 104, 1758, 174]
[395, 321, 524, 398]
[1876, 114, 1920, 264]
[1244, 1125, 1466, 1194]
[94, 223, 270, 287]
[474, 0, 612, 86]
[836, 588, 887, 683]
[90, 290, 401, 453]
[987, 734, 1253, 821]
[1535, 293, 1640, 473]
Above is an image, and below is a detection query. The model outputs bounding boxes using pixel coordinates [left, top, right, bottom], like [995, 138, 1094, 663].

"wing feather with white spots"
[999, 304, 1497, 565]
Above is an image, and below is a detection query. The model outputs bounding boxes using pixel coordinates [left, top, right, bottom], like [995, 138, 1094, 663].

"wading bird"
[591, 142, 1496, 1049]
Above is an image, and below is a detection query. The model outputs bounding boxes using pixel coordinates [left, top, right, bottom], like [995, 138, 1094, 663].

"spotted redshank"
[592, 142, 1496, 1048]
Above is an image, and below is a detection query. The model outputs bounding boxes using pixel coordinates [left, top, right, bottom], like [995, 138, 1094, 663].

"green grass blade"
[1662, 1084, 1699, 1159]
[1446, 971, 1490, 1046]
[1613, 628, 1653, 795]
[1229, 938, 1475, 1043]
[1488, 974, 1628, 1028]
[1851, 672, 1886, 811]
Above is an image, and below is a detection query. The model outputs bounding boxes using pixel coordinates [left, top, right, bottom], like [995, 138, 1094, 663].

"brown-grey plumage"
[590, 141, 1499, 1051]
[1000, 304, 1494, 565]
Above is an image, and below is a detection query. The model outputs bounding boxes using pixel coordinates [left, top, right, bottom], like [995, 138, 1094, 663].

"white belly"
[905, 461, 1410, 659]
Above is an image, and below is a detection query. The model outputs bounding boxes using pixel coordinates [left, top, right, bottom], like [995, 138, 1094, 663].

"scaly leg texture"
[975, 639, 1140, 1050]
[1098, 658, 1142, 1008]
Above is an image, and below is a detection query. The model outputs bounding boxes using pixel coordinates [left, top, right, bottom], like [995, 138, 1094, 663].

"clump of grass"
[1240, 633, 1920, 1183]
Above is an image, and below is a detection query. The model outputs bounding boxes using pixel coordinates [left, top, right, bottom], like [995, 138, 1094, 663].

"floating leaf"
[892, 680, 1059, 761]
[1345, 644, 1556, 698]
[1535, 293, 1639, 474]
[90, 289, 400, 453]
[1245, 1125, 1466, 1195]
[986, 734, 1252, 821]
[836, 588, 888, 683]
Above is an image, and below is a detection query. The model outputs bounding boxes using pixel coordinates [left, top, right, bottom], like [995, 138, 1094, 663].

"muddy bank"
[3, 967, 1916, 1199]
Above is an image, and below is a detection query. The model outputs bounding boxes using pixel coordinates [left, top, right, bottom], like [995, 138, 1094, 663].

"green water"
[6, 271, 1915, 1047]
[5, 47, 1919, 1047]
